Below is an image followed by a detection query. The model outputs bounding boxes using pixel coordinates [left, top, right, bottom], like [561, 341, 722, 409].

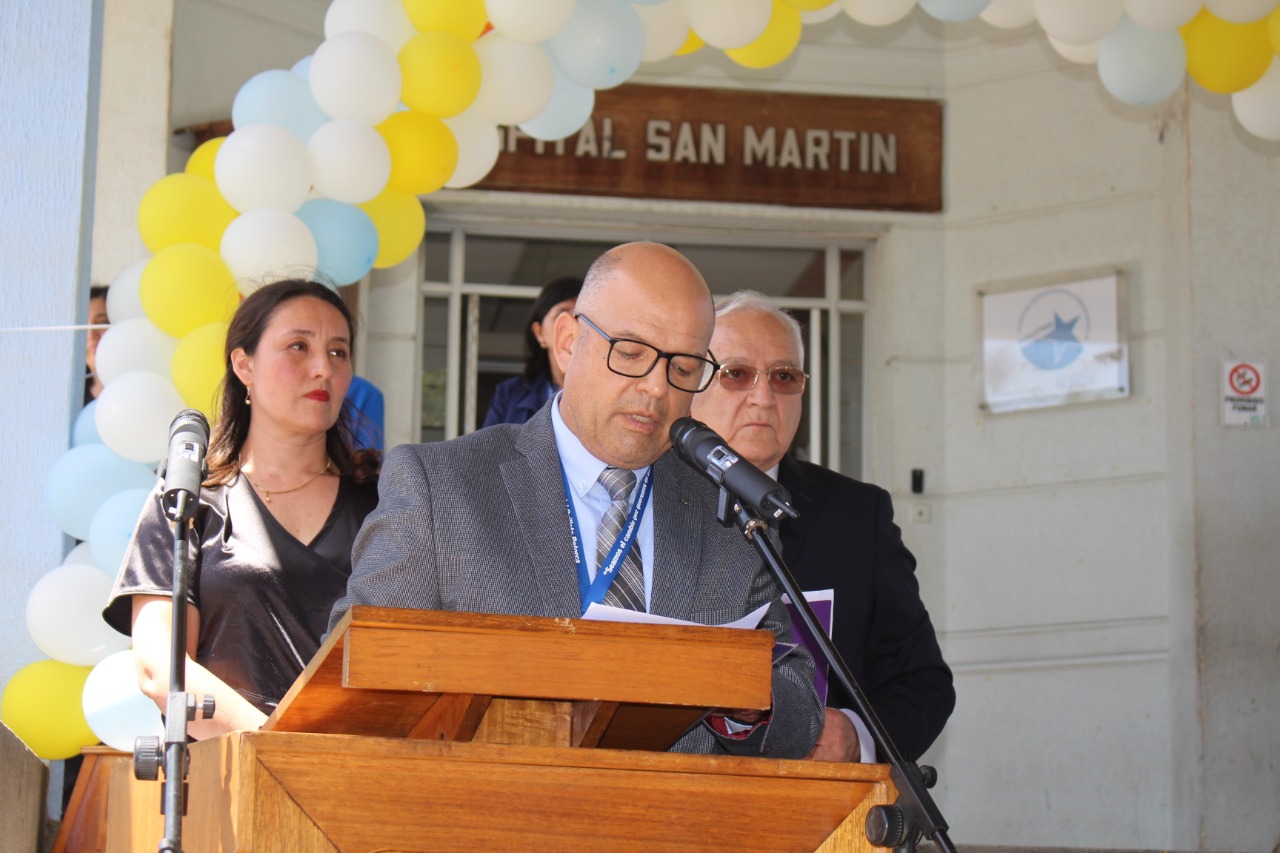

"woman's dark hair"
[522, 276, 583, 381]
[206, 279, 379, 486]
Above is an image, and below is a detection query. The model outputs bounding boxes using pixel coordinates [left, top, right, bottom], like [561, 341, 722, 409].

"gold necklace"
[243, 460, 333, 503]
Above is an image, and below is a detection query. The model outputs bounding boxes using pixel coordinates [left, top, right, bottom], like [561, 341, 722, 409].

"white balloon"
[1048, 33, 1101, 63]
[106, 259, 148, 323]
[220, 209, 319, 295]
[474, 33, 556, 126]
[62, 542, 100, 570]
[83, 651, 165, 753]
[980, 0, 1036, 29]
[486, 0, 578, 43]
[918, 0, 991, 22]
[93, 318, 179, 386]
[636, 0, 691, 62]
[841, 0, 917, 27]
[802, 2, 845, 23]
[444, 109, 503, 188]
[1205, 0, 1275, 22]
[1035, 0, 1123, 45]
[324, 0, 415, 53]
[95, 371, 186, 464]
[1233, 58, 1280, 140]
[309, 32, 401, 126]
[27, 564, 131, 667]
[685, 0, 771, 48]
[215, 124, 311, 213]
[1121, 0, 1202, 30]
[1098, 16, 1187, 105]
[308, 120, 391, 204]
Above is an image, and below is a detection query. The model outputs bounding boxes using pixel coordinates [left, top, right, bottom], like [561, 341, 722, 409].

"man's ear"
[550, 311, 577, 377]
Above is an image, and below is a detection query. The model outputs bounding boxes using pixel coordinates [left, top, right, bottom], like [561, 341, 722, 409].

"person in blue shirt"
[481, 276, 583, 428]
[345, 374, 385, 451]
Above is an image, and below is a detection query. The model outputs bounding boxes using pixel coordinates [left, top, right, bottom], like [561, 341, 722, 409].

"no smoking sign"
[1222, 360, 1267, 427]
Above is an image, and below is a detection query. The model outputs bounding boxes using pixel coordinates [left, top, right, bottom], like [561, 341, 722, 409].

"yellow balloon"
[1182, 9, 1274, 94]
[676, 29, 705, 56]
[378, 111, 460, 196]
[359, 189, 427, 269]
[137, 173, 238, 254]
[1, 660, 97, 760]
[726, 1, 804, 69]
[140, 244, 241, 338]
[185, 137, 224, 181]
[172, 321, 229, 419]
[403, 0, 487, 40]
[399, 31, 482, 118]
[1269, 6, 1280, 54]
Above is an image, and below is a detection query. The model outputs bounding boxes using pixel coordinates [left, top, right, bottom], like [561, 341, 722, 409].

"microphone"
[669, 417, 798, 521]
[161, 409, 210, 522]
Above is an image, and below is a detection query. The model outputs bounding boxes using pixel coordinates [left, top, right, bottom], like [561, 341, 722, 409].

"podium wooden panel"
[107, 607, 896, 851]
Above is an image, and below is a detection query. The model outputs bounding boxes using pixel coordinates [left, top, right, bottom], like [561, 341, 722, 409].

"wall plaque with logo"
[476, 84, 943, 212]
[979, 270, 1130, 413]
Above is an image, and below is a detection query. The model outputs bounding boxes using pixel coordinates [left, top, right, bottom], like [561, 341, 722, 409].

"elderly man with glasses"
[332, 244, 823, 759]
[691, 291, 954, 765]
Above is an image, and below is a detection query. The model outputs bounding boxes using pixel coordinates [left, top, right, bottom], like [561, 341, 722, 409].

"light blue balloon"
[1098, 17, 1186, 107]
[45, 444, 158, 541]
[73, 400, 101, 446]
[291, 54, 313, 80]
[88, 488, 152, 576]
[548, 0, 645, 91]
[918, 0, 991, 23]
[232, 69, 328, 142]
[297, 200, 380, 286]
[629, 0, 665, 4]
[521, 53, 597, 142]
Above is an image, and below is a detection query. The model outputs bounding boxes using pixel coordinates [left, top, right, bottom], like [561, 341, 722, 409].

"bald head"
[575, 242, 715, 342]
[552, 242, 717, 469]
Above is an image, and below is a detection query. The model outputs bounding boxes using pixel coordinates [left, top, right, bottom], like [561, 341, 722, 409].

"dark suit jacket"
[778, 455, 955, 762]
[330, 406, 823, 758]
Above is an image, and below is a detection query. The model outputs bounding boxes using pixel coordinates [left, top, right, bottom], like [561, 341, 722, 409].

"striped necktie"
[597, 467, 645, 611]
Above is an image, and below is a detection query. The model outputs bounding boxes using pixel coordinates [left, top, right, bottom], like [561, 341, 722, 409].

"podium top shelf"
[265, 606, 774, 743]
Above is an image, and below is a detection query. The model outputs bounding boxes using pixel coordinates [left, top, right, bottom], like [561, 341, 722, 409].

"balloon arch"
[5, 0, 1280, 759]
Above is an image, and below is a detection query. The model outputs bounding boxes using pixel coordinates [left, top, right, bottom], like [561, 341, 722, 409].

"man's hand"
[806, 707, 860, 762]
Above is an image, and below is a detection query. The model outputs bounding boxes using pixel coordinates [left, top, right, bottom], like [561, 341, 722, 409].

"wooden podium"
[107, 607, 894, 851]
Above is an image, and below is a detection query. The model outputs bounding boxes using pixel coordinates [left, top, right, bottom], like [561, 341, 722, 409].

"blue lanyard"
[560, 464, 653, 616]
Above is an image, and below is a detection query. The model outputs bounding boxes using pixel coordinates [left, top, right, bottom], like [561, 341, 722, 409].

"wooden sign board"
[477, 83, 943, 212]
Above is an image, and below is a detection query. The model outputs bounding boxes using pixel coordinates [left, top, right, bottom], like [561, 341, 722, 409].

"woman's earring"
[245, 388, 252, 406]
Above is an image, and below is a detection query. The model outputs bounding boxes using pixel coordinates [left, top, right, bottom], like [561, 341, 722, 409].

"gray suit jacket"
[330, 405, 822, 758]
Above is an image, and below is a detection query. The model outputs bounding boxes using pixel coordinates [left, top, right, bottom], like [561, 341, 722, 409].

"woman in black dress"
[104, 280, 379, 739]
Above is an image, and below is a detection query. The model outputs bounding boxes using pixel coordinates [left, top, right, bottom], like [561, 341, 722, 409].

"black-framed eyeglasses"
[716, 364, 808, 396]
[576, 313, 720, 393]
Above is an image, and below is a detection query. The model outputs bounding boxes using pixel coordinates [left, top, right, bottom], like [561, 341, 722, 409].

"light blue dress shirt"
[550, 394, 655, 611]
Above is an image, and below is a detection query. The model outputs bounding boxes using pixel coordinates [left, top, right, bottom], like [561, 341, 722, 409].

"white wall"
[0, 0, 101, 695]
[1186, 90, 1280, 851]
[935, 23, 1182, 847]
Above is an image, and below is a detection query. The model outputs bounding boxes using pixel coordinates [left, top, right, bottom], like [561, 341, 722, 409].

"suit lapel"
[501, 408, 582, 617]
[778, 455, 823, 564]
[649, 452, 703, 620]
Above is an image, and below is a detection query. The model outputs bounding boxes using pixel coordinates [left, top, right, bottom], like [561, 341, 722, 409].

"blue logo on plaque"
[1017, 290, 1089, 371]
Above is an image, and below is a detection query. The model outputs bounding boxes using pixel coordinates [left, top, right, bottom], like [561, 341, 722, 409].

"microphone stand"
[133, 490, 214, 853]
[716, 489, 958, 853]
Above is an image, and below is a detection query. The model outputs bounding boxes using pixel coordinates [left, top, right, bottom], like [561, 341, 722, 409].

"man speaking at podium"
[330, 242, 823, 758]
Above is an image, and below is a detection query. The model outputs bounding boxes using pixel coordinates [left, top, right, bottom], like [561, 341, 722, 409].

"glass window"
[418, 229, 865, 475]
